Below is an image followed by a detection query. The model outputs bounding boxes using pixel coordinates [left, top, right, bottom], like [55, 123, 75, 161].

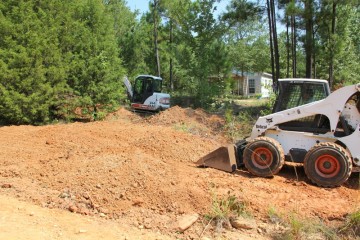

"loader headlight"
[159, 97, 170, 105]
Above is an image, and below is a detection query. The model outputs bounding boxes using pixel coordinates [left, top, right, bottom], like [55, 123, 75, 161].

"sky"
[126, 0, 231, 17]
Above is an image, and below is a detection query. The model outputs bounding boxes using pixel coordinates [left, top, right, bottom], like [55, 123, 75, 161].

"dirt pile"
[109, 106, 228, 142]
[0, 106, 358, 239]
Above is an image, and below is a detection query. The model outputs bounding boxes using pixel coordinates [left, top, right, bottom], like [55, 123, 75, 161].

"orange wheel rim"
[251, 147, 273, 169]
[315, 155, 340, 178]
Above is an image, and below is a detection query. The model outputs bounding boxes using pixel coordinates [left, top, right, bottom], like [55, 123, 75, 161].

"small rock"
[223, 220, 232, 229]
[78, 207, 90, 215]
[328, 215, 343, 221]
[98, 207, 109, 214]
[1, 183, 12, 188]
[59, 192, 70, 198]
[78, 229, 87, 234]
[82, 193, 90, 200]
[132, 198, 144, 206]
[96, 184, 101, 189]
[99, 213, 106, 218]
[68, 205, 78, 213]
[176, 213, 199, 232]
[144, 218, 152, 229]
[230, 217, 257, 230]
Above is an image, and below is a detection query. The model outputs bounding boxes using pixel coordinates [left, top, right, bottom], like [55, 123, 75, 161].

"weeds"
[339, 209, 360, 238]
[288, 214, 305, 239]
[173, 122, 206, 136]
[269, 208, 338, 240]
[203, 193, 249, 233]
[224, 108, 238, 141]
[173, 123, 193, 133]
[268, 206, 284, 224]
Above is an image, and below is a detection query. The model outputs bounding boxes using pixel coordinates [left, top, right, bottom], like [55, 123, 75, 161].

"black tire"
[243, 137, 285, 177]
[304, 142, 352, 188]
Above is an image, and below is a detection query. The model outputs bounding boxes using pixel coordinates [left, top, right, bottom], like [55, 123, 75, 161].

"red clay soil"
[0, 106, 358, 239]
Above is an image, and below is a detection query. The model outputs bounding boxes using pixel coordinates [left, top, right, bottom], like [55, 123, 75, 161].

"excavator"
[123, 75, 170, 111]
[196, 79, 360, 187]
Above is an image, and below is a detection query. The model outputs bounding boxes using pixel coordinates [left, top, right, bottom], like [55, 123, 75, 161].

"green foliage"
[269, 209, 339, 240]
[268, 204, 360, 239]
[0, 0, 126, 125]
[339, 209, 360, 238]
[260, 93, 276, 116]
[1, 0, 359, 125]
[224, 106, 239, 141]
[314, 2, 360, 86]
[205, 192, 249, 228]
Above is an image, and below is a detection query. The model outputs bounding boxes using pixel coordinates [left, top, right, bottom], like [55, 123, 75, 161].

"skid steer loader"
[196, 79, 360, 187]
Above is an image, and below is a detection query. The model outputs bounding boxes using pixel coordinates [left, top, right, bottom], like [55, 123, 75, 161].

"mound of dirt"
[150, 107, 228, 141]
[0, 106, 358, 239]
[104, 107, 142, 122]
[108, 106, 229, 142]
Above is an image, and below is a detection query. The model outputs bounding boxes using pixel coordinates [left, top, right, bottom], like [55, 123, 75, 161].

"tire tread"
[304, 142, 352, 187]
[244, 137, 285, 177]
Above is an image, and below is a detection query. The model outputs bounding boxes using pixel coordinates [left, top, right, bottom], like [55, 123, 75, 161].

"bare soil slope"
[0, 106, 358, 239]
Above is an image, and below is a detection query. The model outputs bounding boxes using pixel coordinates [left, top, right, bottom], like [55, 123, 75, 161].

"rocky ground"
[0, 106, 358, 239]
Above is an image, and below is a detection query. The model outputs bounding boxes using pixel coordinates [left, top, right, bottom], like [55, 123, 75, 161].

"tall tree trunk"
[267, 0, 276, 91]
[313, 26, 317, 78]
[271, 0, 280, 83]
[304, 0, 314, 78]
[153, 0, 161, 76]
[286, 15, 290, 78]
[169, 19, 173, 90]
[291, 15, 297, 77]
[329, 2, 337, 88]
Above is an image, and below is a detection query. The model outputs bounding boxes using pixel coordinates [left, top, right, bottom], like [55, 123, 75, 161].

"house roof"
[231, 71, 272, 78]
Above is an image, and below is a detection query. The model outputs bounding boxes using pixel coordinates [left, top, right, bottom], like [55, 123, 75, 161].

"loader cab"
[273, 79, 331, 134]
[273, 79, 330, 113]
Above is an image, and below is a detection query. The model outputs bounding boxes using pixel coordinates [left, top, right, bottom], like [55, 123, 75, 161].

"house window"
[249, 79, 255, 94]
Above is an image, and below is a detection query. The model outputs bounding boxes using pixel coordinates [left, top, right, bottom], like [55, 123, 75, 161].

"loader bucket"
[195, 145, 237, 173]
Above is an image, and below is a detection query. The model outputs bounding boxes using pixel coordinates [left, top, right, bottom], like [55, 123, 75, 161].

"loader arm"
[250, 84, 360, 140]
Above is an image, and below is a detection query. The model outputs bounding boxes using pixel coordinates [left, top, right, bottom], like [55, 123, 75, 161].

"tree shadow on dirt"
[234, 164, 359, 190]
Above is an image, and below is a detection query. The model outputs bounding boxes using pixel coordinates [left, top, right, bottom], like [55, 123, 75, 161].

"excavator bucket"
[195, 145, 238, 173]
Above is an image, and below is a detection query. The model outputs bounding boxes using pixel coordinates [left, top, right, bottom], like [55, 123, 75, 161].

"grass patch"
[203, 193, 250, 233]
[221, 97, 272, 141]
[172, 122, 207, 136]
[339, 209, 360, 238]
[268, 208, 338, 240]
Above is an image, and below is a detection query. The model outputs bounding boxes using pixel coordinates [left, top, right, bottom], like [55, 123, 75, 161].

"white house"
[232, 72, 273, 98]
